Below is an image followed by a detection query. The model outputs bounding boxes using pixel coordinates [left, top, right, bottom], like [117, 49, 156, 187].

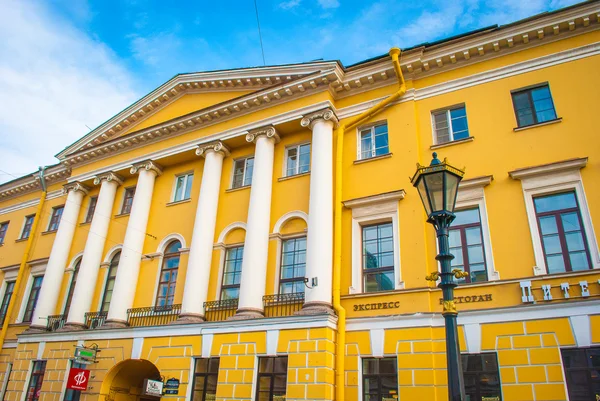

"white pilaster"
[106, 161, 162, 325]
[29, 183, 88, 330]
[179, 142, 229, 322]
[235, 126, 279, 318]
[300, 109, 338, 312]
[64, 173, 123, 328]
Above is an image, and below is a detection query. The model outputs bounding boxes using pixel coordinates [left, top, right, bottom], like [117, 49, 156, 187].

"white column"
[29, 182, 88, 330]
[106, 161, 162, 326]
[234, 126, 279, 318]
[64, 173, 123, 329]
[178, 142, 229, 322]
[300, 109, 337, 313]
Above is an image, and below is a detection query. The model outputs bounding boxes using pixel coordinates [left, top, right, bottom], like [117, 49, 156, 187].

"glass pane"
[569, 251, 590, 271]
[436, 127, 451, 144]
[174, 176, 185, 201]
[467, 246, 484, 264]
[221, 288, 239, 300]
[561, 212, 581, 232]
[444, 173, 460, 212]
[465, 227, 482, 245]
[360, 131, 372, 158]
[259, 358, 274, 373]
[287, 147, 298, 175]
[274, 357, 288, 373]
[454, 208, 480, 226]
[546, 254, 566, 274]
[195, 358, 208, 373]
[539, 216, 558, 234]
[423, 173, 444, 212]
[542, 235, 562, 255]
[536, 109, 557, 123]
[258, 376, 271, 391]
[379, 358, 397, 374]
[517, 110, 534, 126]
[534, 192, 577, 213]
[513, 92, 531, 110]
[184, 175, 193, 199]
[449, 230, 462, 247]
[244, 158, 254, 186]
[208, 358, 220, 373]
[364, 271, 394, 292]
[434, 112, 449, 129]
[565, 232, 586, 252]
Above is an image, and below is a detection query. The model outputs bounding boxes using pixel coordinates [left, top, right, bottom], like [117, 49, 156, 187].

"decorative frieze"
[130, 160, 163, 176]
[300, 108, 339, 129]
[195, 141, 231, 158]
[245, 126, 280, 144]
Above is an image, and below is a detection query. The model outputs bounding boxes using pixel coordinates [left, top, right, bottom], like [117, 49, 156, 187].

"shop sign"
[353, 301, 400, 312]
[482, 397, 500, 401]
[520, 280, 599, 303]
[439, 294, 492, 305]
[142, 379, 164, 397]
[66, 368, 90, 391]
[164, 378, 180, 395]
[74, 346, 99, 365]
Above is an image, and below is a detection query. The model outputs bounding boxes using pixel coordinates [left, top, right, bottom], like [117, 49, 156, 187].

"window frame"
[361, 357, 398, 401]
[20, 215, 35, 240]
[190, 358, 220, 401]
[0, 362, 12, 401]
[255, 356, 288, 401]
[100, 251, 121, 313]
[561, 346, 600, 401]
[155, 241, 181, 307]
[120, 187, 136, 215]
[63, 361, 85, 401]
[47, 205, 65, 232]
[283, 142, 311, 177]
[356, 121, 389, 160]
[230, 156, 254, 189]
[84, 196, 97, 223]
[0, 281, 16, 325]
[461, 352, 502, 401]
[172, 172, 194, 202]
[431, 104, 470, 145]
[511, 83, 557, 128]
[22, 276, 43, 323]
[0, 222, 8, 245]
[361, 222, 396, 293]
[449, 208, 489, 284]
[25, 361, 46, 401]
[62, 259, 81, 317]
[220, 246, 244, 300]
[278, 236, 307, 294]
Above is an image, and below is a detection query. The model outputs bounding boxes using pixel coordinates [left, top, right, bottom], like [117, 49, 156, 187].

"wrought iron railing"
[46, 314, 66, 331]
[85, 311, 108, 329]
[127, 304, 181, 327]
[263, 292, 304, 318]
[203, 299, 238, 322]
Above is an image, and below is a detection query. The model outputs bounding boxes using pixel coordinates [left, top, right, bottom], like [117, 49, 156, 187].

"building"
[0, 2, 599, 400]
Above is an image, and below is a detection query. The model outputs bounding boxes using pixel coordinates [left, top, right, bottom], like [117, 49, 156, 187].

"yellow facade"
[0, 3, 599, 401]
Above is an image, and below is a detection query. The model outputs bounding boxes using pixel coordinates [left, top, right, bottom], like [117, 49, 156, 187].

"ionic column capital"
[130, 160, 163, 176]
[301, 108, 339, 130]
[246, 125, 280, 144]
[93, 172, 124, 186]
[196, 141, 231, 158]
[63, 182, 89, 196]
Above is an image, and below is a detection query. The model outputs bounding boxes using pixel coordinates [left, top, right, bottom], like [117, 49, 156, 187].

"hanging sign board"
[164, 378, 180, 395]
[66, 368, 91, 391]
[74, 346, 98, 364]
[142, 379, 164, 397]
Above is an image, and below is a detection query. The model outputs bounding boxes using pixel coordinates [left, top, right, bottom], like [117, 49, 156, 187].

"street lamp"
[411, 152, 467, 401]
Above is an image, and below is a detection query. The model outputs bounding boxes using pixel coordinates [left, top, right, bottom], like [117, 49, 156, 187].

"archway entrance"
[101, 359, 162, 401]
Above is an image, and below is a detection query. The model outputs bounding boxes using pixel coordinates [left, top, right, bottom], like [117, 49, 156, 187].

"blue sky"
[0, 0, 580, 183]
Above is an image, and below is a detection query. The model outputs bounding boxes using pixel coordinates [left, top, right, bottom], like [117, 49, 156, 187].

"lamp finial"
[430, 152, 441, 166]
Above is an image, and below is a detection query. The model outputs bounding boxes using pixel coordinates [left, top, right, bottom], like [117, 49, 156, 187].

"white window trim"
[344, 190, 405, 294]
[17, 263, 46, 324]
[0, 362, 12, 401]
[84, 196, 98, 223]
[59, 254, 83, 315]
[270, 211, 309, 294]
[454, 175, 500, 281]
[509, 158, 599, 275]
[46, 205, 64, 232]
[431, 103, 469, 145]
[356, 121, 388, 160]
[230, 156, 254, 189]
[120, 186, 136, 214]
[96, 245, 123, 311]
[20, 215, 34, 239]
[283, 142, 311, 177]
[151, 233, 187, 306]
[20, 361, 34, 401]
[171, 172, 194, 202]
[214, 222, 247, 301]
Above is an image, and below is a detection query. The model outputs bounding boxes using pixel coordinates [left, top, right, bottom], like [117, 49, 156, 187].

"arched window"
[63, 259, 81, 317]
[101, 251, 120, 313]
[156, 241, 180, 307]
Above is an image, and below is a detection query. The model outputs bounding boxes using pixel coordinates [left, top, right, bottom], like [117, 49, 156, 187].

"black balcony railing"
[203, 299, 238, 322]
[46, 314, 66, 331]
[127, 304, 181, 327]
[263, 292, 304, 318]
[84, 311, 108, 329]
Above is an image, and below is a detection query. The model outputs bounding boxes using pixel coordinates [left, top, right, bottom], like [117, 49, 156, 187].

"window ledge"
[41, 230, 57, 236]
[166, 198, 192, 207]
[278, 172, 310, 182]
[226, 185, 251, 193]
[354, 153, 393, 165]
[431, 136, 474, 150]
[514, 117, 562, 132]
[80, 221, 91, 226]
[15, 238, 28, 243]
[114, 213, 130, 219]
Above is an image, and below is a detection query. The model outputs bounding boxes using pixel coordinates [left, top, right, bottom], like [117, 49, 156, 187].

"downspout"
[333, 48, 406, 401]
[0, 167, 48, 350]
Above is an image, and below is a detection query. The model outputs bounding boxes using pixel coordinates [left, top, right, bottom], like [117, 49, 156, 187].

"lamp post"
[411, 152, 467, 401]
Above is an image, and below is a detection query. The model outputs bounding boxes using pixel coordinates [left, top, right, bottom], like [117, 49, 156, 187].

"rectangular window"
[23, 276, 43, 323]
[511, 84, 557, 127]
[101, 251, 120, 313]
[231, 157, 254, 189]
[85, 197, 97, 223]
[359, 123, 389, 160]
[534, 192, 592, 273]
[173, 173, 194, 202]
[462, 353, 502, 400]
[63, 261, 80, 316]
[25, 361, 46, 401]
[0, 362, 12, 401]
[191, 358, 220, 401]
[561, 347, 600, 401]
[0, 282, 16, 325]
[280, 237, 306, 294]
[21, 215, 35, 240]
[285, 144, 310, 177]
[121, 187, 135, 214]
[362, 357, 398, 401]
[432, 105, 470, 144]
[63, 361, 85, 401]
[256, 357, 287, 401]
[221, 246, 243, 300]
[0, 222, 8, 245]
[48, 206, 64, 232]
[449, 208, 488, 283]
[362, 222, 395, 293]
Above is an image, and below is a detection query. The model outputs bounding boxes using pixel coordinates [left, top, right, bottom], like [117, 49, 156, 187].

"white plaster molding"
[569, 315, 591, 347]
[246, 125, 280, 144]
[103, 244, 123, 264]
[201, 333, 214, 358]
[131, 337, 144, 359]
[272, 211, 309, 234]
[343, 190, 406, 210]
[93, 172, 124, 186]
[0, 265, 20, 281]
[464, 323, 482, 353]
[266, 330, 279, 356]
[196, 141, 231, 158]
[370, 329, 384, 357]
[508, 157, 587, 180]
[156, 233, 187, 253]
[63, 182, 89, 196]
[130, 160, 163, 176]
[0, 189, 64, 216]
[300, 108, 339, 129]
[217, 222, 247, 244]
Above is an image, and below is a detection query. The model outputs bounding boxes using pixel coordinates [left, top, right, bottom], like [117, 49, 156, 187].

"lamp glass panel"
[416, 179, 432, 216]
[444, 173, 461, 212]
[424, 173, 444, 213]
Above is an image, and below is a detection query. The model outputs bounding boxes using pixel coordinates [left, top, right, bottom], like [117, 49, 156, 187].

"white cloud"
[318, 0, 340, 9]
[279, 0, 302, 9]
[0, 0, 138, 184]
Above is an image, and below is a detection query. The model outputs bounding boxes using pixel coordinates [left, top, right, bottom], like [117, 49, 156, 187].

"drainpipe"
[333, 48, 406, 401]
[0, 167, 48, 350]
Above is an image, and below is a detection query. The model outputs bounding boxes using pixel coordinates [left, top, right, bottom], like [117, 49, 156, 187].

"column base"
[172, 313, 205, 324]
[23, 325, 48, 334]
[229, 308, 264, 320]
[57, 322, 88, 332]
[295, 301, 335, 316]
[100, 319, 129, 329]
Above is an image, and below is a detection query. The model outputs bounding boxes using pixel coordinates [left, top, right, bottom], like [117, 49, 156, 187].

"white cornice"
[0, 166, 70, 202]
[343, 190, 406, 209]
[508, 157, 588, 180]
[459, 175, 494, 190]
[0, 189, 64, 215]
